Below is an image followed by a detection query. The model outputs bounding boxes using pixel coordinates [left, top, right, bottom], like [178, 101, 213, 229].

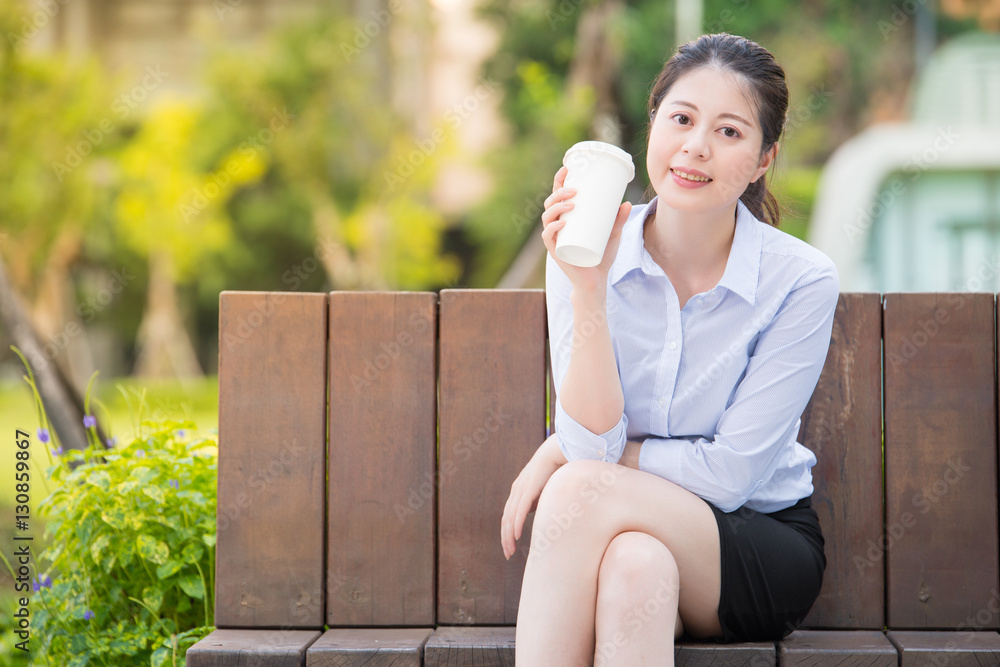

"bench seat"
[190, 290, 1000, 666]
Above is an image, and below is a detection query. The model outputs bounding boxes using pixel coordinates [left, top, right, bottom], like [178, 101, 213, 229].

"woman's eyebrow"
[669, 100, 753, 128]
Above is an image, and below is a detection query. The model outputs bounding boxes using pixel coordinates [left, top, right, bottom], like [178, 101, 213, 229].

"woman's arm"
[558, 286, 625, 435]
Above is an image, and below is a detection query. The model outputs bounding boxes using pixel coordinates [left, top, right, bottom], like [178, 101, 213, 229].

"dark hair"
[644, 33, 787, 226]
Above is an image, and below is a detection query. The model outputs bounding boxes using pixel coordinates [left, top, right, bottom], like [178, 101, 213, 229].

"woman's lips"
[670, 167, 713, 189]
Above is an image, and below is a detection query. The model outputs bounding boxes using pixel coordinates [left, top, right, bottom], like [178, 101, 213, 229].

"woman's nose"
[682, 130, 710, 158]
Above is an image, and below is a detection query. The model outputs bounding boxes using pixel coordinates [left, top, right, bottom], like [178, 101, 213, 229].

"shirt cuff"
[554, 395, 628, 463]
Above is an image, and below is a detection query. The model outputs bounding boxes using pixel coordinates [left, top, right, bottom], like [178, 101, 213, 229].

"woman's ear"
[752, 141, 779, 183]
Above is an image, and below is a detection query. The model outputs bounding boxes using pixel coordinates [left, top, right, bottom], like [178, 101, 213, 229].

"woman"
[500, 33, 838, 666]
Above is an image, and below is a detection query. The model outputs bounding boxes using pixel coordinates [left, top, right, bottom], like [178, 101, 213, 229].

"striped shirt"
[547, 196, 840, 513]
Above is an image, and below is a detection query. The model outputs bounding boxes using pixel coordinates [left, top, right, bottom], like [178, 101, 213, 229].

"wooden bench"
[188, 290, 1000, 666]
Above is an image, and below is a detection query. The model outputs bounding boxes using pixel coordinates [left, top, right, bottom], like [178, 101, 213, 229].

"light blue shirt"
[547, 196, 840, 514]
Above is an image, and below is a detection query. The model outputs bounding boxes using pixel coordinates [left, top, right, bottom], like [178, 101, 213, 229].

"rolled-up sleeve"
[637, 262, 840, 512]
[546, 253, 628, 463]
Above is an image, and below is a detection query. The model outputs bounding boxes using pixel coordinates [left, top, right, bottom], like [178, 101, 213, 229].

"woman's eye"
[672, 114, 690, 125]
[722, 127, 741, 138]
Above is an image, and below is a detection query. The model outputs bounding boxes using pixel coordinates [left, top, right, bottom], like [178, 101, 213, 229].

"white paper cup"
[555, 141, 635, 267]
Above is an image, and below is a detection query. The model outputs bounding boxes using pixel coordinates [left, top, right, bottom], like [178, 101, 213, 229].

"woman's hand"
[501, 433, 566, 560]
[542, 165, 633, 295]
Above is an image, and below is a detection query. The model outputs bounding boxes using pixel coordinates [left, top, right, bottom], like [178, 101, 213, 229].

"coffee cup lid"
[563, 141, 635, 181]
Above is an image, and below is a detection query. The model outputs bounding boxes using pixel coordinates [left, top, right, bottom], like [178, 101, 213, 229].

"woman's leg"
[593, 531, 683, 667]
[514, 459, 723, 666]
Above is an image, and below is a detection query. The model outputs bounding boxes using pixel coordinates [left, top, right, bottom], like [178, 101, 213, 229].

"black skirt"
[706, 496, 826, 643]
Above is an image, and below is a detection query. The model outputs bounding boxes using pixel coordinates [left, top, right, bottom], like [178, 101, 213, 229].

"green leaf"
[142, 586, 164, 613]
[143, 484, 165, 504]
[137, 534, 170, 565]
[150, 645, 171, 667]
[90, 534, 111, 564]
[88, 469, 111, 489]
[180, 542, 205, 563]
[179, 574, 205, 599]
[202, 533, 217, 548]
[155, 559, 184, 579]
[101, 506, 129, 529]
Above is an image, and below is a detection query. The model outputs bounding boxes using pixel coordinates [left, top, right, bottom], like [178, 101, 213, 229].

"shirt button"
[658, 398, 666, 407]
[669, 340, 678, 350]
[597, 447, 606, 458]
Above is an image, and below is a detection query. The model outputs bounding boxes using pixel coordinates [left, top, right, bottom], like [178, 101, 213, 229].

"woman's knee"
[537, 459, 626, 516]
[597, 532, 680, 611]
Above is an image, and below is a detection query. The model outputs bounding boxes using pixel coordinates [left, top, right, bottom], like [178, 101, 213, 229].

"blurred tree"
[192, 9, 461, 295]
[114, 100, 267, 377]
[471, 0, 975, 284]
[0, 0, 114, 449]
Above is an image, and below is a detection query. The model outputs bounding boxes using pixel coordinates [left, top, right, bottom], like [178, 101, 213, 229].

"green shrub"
[3, 349, 217, 666]
[31, 420, 216, 666]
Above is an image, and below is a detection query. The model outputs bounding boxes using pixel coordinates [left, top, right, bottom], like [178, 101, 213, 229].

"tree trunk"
[567, 0, 626, 145]
[132, 250, 204, 378]
[0, 251, 98, 453]
[29, 227, 96, 392]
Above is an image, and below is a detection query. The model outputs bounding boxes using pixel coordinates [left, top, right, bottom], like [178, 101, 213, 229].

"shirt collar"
[610, 196, 762, 306]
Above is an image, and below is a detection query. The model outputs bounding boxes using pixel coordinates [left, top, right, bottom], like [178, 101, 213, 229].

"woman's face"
[646, 65, 776, 216]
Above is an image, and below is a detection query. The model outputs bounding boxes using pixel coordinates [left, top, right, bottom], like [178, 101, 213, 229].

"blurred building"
[809, 32, 1000, 292]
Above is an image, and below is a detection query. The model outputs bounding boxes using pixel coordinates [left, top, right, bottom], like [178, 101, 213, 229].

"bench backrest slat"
[884, 293, 999, 629]
[214, 289, 1000, 632]
[216, 291, 328, 628]
[800, 293, 884, 629]
[327, 292, 437, 626]
[437, 290, 547, 625]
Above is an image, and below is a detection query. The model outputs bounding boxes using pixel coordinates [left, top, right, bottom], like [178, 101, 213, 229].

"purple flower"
[169, 479, 180, 489]
[176, 429, 186, 439]
[37, 428, 50, 443]
[32, 578, 41, 592]
[34, 574, 52, 591]
[44, 575, 52, 588]
[53, 446, 63, 456]
[105, 436, 116, 449]
[83, 609, 94, 620]
[135, 449, 145, 458]
[83, 415, 97, 429]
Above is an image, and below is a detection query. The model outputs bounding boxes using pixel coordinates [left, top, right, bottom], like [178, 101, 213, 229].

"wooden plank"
[187, 629, 321, 667]
[884, 293, 999, 628]
[888, 630, 1000, 666]
[675, 640, 774, 666]
[424, 627, 516, 667]
[306, 628, 432, 666]
[327, 292, 436, 626]
[798, 293, 884, 629]
[779, 630, 896, 666]
[216, 292, 327, 628]
[438, 289, 547, 624]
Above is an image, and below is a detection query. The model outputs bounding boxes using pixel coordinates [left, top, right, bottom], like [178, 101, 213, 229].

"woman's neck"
[643, 200, 738, 282]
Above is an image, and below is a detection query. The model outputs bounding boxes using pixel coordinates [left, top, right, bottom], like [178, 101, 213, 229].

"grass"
[0, 375, 219, 509]
[0, 375, 219, 663]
